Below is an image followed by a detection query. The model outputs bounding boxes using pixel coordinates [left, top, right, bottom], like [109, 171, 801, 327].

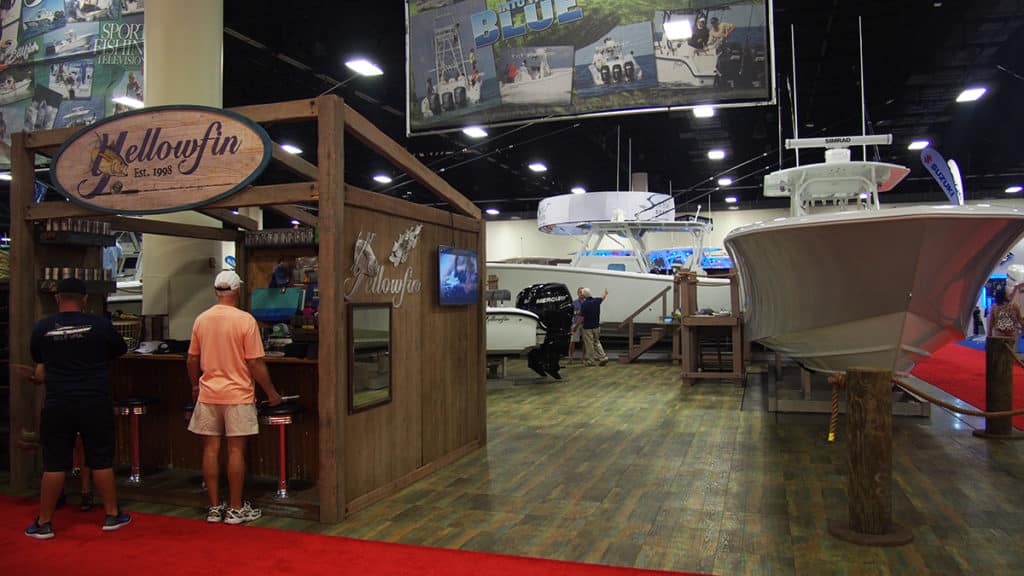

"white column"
[140, 0, 226, 339]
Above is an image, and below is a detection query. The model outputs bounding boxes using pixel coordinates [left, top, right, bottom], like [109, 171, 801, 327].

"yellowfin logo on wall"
[51, 105, 272, 215]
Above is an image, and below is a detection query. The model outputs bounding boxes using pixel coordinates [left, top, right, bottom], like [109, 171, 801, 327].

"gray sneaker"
[206, 503, 225, 523]
[223, 501, 261, 525]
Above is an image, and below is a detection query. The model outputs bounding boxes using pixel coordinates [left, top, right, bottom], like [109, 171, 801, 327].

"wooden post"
[829, 367, 914, 546]
[973, 337, 1024, 440]
[8, 133, 39, 489]
[316, 94, 347, 522]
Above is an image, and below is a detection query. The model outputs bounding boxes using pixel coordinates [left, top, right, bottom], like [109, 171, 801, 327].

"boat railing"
[618, 285, 672, 352]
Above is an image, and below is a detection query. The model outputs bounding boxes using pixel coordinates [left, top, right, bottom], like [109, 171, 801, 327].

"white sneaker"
[223, 501, 261, 525]
[206, 503, 225, 523]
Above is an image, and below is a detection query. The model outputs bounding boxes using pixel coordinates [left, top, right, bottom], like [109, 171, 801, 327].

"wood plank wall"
[341, 203, 484, 504]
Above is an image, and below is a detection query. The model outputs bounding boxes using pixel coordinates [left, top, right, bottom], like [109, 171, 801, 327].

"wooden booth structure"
[7, 95, 487, 522]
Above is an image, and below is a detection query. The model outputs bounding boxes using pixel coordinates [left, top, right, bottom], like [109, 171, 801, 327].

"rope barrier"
[827, 373, 845, 442]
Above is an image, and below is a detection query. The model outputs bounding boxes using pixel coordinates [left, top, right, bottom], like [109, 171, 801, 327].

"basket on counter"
[113, 319, 142, 350]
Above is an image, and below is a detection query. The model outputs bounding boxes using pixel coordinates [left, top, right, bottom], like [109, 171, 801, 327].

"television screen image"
[439, 246, 479, 305]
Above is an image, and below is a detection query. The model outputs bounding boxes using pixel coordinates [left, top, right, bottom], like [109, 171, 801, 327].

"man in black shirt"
[580, 287, 609, 366]
[25, 278, 130, 540]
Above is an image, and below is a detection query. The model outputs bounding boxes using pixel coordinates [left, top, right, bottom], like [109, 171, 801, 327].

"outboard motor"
[516, 282, 574, 379]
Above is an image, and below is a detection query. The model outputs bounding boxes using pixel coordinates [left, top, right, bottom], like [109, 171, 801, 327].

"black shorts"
[40, 397, 115, 472]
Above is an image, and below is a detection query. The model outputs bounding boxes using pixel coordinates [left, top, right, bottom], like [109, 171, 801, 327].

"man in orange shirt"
[187, 271, 282, 524]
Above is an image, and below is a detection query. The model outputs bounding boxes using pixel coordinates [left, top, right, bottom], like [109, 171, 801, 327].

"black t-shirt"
[581, 297, 604, 329]
[30, 311, 128, 404]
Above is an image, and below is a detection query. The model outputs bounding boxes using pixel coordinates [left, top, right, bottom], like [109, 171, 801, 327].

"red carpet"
[0, 495, 706, 576]
[911, 342, 1024, 430]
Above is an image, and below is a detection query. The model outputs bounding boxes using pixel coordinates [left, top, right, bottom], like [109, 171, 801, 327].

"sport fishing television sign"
[406, 0, 774, 135]
[51, 105, 272, 215]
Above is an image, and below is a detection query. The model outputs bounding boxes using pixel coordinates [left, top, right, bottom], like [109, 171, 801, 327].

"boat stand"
[675, 271, 745, 386]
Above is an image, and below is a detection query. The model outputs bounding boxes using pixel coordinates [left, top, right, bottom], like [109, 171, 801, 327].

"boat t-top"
[421, 12, 482, 118]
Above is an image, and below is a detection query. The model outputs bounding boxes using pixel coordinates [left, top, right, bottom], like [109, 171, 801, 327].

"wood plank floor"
[7, 356, 1024, 575]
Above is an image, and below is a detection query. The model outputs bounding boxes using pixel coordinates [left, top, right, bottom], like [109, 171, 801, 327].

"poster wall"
[406, 0, 773, 135]
[0, 0, 144, 166]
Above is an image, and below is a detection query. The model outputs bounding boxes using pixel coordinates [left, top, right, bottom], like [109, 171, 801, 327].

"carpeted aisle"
[911, 341, 1024, 430]
[0, 496, 706, 576]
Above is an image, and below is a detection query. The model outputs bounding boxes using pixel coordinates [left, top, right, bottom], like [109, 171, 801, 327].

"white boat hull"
[655, 45, 716, 87]
[486, 307, 542, 354]
[725, 205, 1024, 373]
[487, 263, 732, 327]
[498, 68, 573, 105]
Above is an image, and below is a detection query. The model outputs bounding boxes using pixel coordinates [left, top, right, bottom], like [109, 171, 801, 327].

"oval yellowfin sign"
[51, 105, 272, 215]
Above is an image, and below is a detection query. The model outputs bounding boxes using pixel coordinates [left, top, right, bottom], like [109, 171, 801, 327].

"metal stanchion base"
[275, 488, 288, 499]
[828, 519, 914, 547]
[127, 474, 141, 485]
[972, 429, 1024, 440]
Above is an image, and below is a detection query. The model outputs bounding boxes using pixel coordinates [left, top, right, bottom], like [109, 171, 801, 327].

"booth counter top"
[120, 353, 318, 364]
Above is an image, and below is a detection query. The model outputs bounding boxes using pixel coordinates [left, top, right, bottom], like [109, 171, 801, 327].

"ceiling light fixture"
[724, 196, 737, 204]
[663, 18, 693, 41]
[707, 149, 726, 160]
[693, 106, 715, 118]
[373, 174, 393, 184]
[956, 87, 986, 103]
[112, 96, 144, 109]
[528, 162, 547, 173]
[485, 208, 500, 215]
[462, 126, 488, 138]
[570, 186, 586, 194]
[1006, 186, 1023, 194]
[728, 206, 739, 211]
[290, 219, 300, 226]
[0, 172, 11, 181]
[344, 58, 383, 76]
[231, 210, 239, 215]
[280, 144, 303, 154]
[907, 140, 929, 151]
[717, 177, 733, 186]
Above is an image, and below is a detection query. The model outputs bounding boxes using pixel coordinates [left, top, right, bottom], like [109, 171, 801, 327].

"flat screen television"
[438, 246, 479, 305]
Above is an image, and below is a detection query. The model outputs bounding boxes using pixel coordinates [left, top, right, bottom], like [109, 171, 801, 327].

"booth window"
[348, 304, 392, 413]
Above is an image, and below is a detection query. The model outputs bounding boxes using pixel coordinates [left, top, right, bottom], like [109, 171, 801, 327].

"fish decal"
[90, 134, 129, 178]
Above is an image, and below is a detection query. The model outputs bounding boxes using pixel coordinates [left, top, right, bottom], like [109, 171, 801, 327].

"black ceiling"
[8, 1, 1024, 232]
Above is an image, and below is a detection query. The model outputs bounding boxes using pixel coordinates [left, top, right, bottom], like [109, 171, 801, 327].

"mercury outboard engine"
[516, 282, 574, 380]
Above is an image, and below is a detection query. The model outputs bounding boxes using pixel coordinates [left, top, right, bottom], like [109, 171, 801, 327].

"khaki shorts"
[188, 402, 258, 437]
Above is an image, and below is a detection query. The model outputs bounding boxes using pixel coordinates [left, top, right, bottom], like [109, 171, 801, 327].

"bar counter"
[111, 353, 319, 483]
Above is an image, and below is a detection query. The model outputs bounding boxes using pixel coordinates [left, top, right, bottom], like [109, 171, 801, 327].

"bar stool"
[258, 402, 304, 499]
[113, 397, 159, 485]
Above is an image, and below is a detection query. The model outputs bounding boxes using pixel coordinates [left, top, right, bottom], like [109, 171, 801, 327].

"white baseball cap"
[214, 270, 243, 291]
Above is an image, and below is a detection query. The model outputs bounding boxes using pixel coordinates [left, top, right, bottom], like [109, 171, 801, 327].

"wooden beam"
[272, 142, 319, 180]
[24, 126, 79, 150]
[25, 182, 319, 220]
[199, 208, 259, 230]
[315, 94, 346, 522]
[105, 216, 241, 241]
[345, 185, 480, 233]
[8, 133, 39, 489]
[268, 204, 318, 227]
[229, 98, 319, 125]
[342, 103, 481, 220]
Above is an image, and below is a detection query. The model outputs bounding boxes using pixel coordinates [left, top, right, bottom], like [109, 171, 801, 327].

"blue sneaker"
[102, 510, 131, 531]
[25, 518, 55, 540]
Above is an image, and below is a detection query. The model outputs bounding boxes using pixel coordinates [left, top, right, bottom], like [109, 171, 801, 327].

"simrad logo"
[825, 137, 852, 144]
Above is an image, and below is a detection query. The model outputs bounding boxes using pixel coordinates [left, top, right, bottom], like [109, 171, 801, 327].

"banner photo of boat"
[496, 45, 573, 106]
[0, 0, 143, 166]
[408, 0, 501, 128]
[724, 135, 1024, 375]
[406, 0, 774, 135]
[654, 3, 769, 91]
[573, 22, 656, 101]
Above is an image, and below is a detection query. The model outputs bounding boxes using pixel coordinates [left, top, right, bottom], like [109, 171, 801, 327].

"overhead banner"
[406, 0, 773, 135]
[0, 0, 145, 167]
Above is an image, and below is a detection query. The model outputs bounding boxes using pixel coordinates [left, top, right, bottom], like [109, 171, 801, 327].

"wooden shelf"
[682, 315, 740, 327]
[38, 279, 116, 294]
[38, 230, 116, 247]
